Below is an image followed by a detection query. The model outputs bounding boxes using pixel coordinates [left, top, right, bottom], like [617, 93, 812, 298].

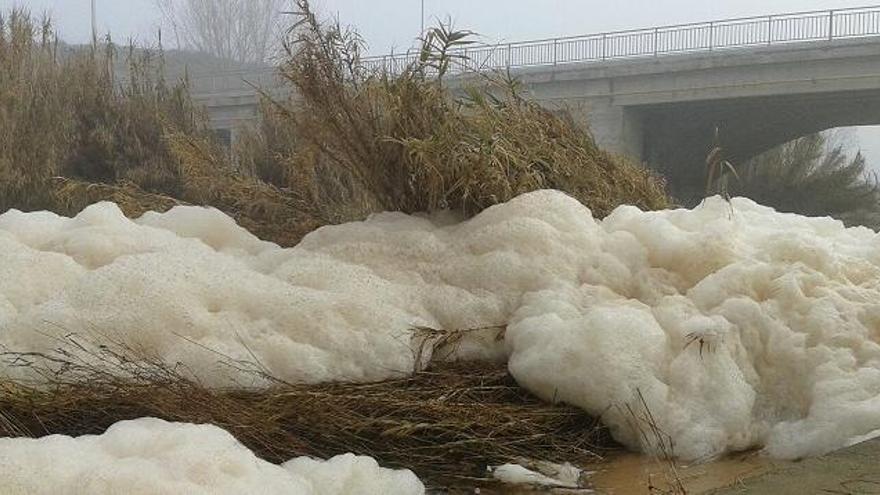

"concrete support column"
[583, 99, 645, 162]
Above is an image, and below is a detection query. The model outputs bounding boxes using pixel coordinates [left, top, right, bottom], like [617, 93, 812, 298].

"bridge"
[189, 5, 880, 201]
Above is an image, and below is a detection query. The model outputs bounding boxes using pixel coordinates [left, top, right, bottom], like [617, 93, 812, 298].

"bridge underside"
[637, 89, 880, 204]
[509, 37, 880, 204]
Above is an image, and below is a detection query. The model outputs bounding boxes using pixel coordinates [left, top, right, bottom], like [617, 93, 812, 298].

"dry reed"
[257, 0, 670, 223]
[0, 333, 611, 488]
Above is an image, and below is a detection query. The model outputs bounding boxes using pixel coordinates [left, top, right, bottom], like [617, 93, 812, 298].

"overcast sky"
[5, 0, 880, 166]
[6, 0, 876, 51]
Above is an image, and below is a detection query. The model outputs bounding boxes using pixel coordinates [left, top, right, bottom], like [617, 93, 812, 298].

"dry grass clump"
[0, 9, 206, 212]
[168, 131, 323, 245]
[227, 4, 670, 234]
[48, 177, 185, 217]
[242, 0, 669, 224]
[0, 336, 611, 487]
[234, 98, 301, 188]
[0, 8, 322, 245]
[1, 3, 668, 245]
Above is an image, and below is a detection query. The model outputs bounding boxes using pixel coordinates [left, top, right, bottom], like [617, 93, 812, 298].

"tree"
[155, 0, 287, 66]
[731, 132, 880, 229]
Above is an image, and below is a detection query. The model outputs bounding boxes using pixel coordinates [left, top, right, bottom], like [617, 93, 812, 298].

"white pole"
[421, 0, 425, 34]
[91, 0, 97, 43]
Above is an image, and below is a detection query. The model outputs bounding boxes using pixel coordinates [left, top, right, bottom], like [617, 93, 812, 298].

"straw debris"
[0, 335, 610, 487]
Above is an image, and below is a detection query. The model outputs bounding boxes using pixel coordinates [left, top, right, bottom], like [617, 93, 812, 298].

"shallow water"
[477, 451, 783, 494]
[587, 451, 781, 494]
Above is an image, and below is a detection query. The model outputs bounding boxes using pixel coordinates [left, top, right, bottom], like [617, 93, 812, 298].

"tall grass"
[1, 4, 669, 242]
[0, 9, 208, 213]
[0, 10, 66, 211]
[243, 0, 670, 224]
[0, 8, 323, 244]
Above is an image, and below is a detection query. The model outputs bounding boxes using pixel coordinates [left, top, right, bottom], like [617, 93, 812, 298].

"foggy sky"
[4, 0, 880, 165]
[6, 0, 875, 52]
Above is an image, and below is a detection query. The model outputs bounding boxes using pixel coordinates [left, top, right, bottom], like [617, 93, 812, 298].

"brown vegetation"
[0, 8, 322, 244]
[0, 5, 668, 243]
[266, 0, 669, 222]
[0, 9, 204, 212]
[0, 334, 610, 487]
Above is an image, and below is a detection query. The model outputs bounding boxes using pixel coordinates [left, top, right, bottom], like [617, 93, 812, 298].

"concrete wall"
[193, 88, 288, 144]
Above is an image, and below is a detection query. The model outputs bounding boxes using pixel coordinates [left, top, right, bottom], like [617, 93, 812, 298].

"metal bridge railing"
[362, 5, 880, 73]
[188, 5, 880, 94]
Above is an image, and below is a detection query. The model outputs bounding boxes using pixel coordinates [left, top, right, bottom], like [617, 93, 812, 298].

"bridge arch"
[638, 89, 880, 203]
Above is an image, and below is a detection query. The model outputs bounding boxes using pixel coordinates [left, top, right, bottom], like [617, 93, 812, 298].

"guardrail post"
[709, 21, 714, 50]
[653, 27, 659, 56]
[506, 43, 512, 68]
[767, 15, 773, 44]
[828, 9, 835, 40]
[553, 39, 558, 65]
[602, 34, 607, 60]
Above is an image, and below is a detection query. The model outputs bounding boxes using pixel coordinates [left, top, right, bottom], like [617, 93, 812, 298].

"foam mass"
[0, 418, 424, 494]
[2, 190, 880, 460]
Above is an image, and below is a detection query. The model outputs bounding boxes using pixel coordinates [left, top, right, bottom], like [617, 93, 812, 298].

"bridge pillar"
[584, 100, 645, 163]
[530, 92, 646, 164]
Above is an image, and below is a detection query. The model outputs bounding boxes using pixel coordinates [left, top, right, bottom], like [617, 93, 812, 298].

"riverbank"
[709, 436, 880, 494]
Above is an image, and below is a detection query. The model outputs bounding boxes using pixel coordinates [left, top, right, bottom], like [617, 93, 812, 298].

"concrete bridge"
[189, 5, 880, 201]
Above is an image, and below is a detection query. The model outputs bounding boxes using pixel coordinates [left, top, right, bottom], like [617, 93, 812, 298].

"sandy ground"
[475, 436, 880, 494]
[709, 437, 880, 494]
[587, 451, 780, 494]
[591, 436, 880, 494]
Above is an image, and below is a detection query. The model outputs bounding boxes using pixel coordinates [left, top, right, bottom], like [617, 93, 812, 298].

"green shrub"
[732, 133, 880, 229]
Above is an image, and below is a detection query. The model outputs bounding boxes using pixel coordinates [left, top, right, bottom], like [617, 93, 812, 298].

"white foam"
[0, 418, 424, 494]
[491, 461, 586, 489]
[284, 453, 425, 495]
[3, 191, 880, 459]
